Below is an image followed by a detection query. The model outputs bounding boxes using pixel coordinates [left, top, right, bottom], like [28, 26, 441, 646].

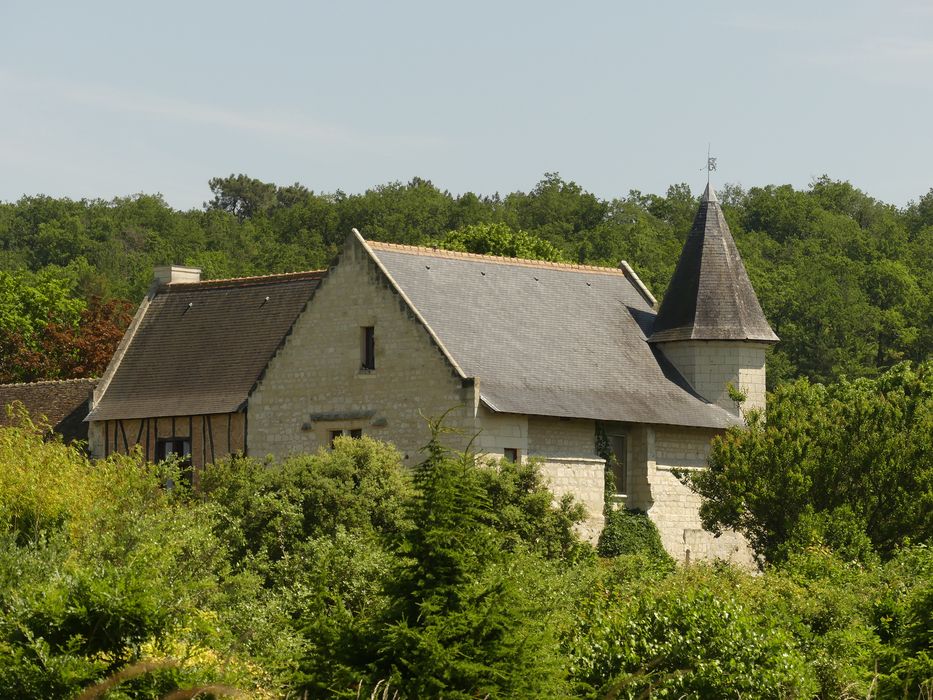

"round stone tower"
[648, 183, 778, 418]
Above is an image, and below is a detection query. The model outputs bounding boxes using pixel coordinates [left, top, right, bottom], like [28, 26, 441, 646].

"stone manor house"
[78, 182, 777, 563]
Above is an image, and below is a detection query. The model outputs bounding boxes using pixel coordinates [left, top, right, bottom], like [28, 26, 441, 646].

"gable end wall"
[248, 238, 473, 463]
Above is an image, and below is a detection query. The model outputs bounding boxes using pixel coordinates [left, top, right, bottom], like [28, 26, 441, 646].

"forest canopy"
[2, 173, 931, 386]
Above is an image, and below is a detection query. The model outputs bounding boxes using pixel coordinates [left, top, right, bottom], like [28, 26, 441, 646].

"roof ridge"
[1, 377, 99, 388]
[166, 269, 327, 289]
[368, 240, 629, 276]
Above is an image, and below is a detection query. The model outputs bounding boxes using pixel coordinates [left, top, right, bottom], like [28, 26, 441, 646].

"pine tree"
[369, 421, 570, 698]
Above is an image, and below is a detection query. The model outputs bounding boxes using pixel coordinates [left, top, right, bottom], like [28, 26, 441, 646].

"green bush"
[4, 412, 932, 698]
[0, 418, 280, 698]
[358, 434, 573, 699]
[597, 507, 672, 564]
[199, 436, 414, 583]
[567, 563, 816, 698]
[686, 361, 933, 563]
[477, 457, 593, 563]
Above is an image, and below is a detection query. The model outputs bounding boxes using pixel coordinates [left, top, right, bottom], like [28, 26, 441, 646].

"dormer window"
[361, 326, 375, 370]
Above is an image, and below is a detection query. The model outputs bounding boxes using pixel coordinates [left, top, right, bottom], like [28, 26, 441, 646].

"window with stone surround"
[504, 448, 520, 463]
[330, 428, 363, 448]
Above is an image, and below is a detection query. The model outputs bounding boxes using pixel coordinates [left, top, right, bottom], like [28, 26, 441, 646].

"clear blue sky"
[2, 0, 931, 209]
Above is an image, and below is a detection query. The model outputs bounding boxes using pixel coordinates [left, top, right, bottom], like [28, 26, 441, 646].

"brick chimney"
[153, 265, 201, 285]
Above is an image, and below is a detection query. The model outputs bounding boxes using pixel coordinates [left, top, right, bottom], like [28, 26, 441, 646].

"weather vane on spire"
[706, 143, 717, 185]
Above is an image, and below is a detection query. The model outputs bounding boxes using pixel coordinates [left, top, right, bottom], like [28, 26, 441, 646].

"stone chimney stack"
[153, 265, 201, 286]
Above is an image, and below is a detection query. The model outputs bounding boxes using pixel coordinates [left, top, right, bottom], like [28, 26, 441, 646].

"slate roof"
[1, 377, 98, 442]
[648, 184, 779, 344]
[366, 239, 740, 429]
[86, 271, 324, 421]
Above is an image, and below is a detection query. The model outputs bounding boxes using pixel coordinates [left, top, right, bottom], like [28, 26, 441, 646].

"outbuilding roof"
[86, 271, 324, 421]
[649, 183, 778, 344]
[1, 377, 98, 442]
[365, 239, 740, 429]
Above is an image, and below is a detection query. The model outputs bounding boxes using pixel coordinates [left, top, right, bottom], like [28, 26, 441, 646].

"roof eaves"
[479, 395, 499, 412]
[356, 230, 468, 380]
[478, 402, 740, 430]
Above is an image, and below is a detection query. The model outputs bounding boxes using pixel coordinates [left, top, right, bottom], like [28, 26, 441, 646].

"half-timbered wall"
[97, 412, 245, 469]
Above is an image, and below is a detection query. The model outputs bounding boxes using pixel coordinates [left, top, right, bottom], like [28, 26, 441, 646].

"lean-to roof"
[1, 377, 98, 442]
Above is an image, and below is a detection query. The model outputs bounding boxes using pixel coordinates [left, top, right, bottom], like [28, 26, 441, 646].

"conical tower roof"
[649, 183, 778, 344]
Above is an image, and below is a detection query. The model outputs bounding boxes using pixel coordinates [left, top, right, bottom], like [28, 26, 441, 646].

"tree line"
[2, 173, 932, 385]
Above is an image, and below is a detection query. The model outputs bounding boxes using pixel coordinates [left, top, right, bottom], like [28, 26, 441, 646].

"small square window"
[330, 428, 363, 448]
[361, 326, 375, 370]
[156, 437, 191, 461]
[504, 448, 519, 463]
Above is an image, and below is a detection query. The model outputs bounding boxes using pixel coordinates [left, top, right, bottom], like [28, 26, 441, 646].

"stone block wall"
[473, 407, 528, 458]
[649, 425, 755, 567]
[657, 340, 768, 417]
[248, 238, 474, 465]
[527, 415, 605, 541]
[622, 423, 654, 511]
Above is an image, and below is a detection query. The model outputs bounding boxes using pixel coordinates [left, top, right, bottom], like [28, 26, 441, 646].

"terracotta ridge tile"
[367, 241, 628, 276]
[0, 377, 99, 388]
[166, 269, 327, 288]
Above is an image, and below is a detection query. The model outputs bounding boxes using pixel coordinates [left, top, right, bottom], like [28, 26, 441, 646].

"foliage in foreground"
[567, 547, 933, 698]
[0, 411, 285, 698]
[686, 360, 933, 564]
[1, 414, 932, 698]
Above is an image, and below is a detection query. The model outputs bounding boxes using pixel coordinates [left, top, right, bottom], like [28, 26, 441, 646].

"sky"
[1, 0, 931, 210]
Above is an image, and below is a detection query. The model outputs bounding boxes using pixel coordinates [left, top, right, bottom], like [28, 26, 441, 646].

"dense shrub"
[0, 414, 282, 698]
[567, 561, 816, 698]
[687, 360, 933, 563]
[2, 410, 932, 698]
[355, 436, 573, 699]
[597, 507, 672, 564]
[477, 457, 592, 563]
[199, 436, 414, 580]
